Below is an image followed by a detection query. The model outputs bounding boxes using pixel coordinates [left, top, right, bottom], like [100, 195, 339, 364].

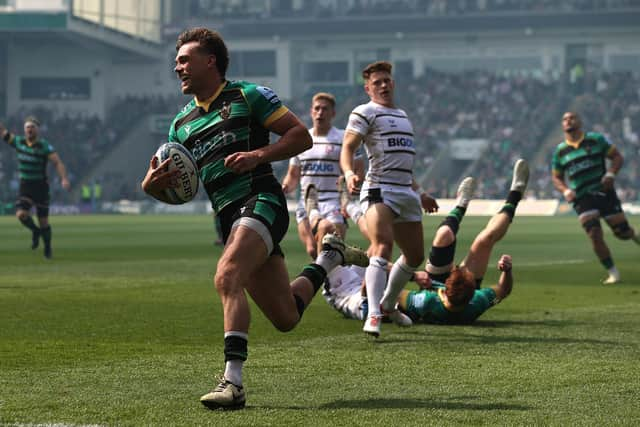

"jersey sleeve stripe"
[380, 131, 414, 137]
[263, 106, 289, 127]
[351, 112, 370, 125]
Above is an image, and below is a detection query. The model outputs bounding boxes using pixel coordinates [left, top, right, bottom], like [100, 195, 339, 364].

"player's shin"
[381, 256, 415, 312]
[292, 264, 328, 318]
[365, 256, 388, 317]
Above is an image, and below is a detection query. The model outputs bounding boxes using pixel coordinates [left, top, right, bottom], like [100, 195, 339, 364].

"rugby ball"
[153, 142, 199, 204]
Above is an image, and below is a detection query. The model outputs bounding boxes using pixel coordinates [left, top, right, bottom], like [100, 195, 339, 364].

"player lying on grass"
[323, 159, 528, 325]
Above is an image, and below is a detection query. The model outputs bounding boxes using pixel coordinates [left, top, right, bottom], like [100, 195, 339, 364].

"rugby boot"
[363, 315, 382, 338]
[455, 177, 476, 208]
[200, 376, 246, 411]
[321, 233, 369, 267]
[510, 159, 530, 193]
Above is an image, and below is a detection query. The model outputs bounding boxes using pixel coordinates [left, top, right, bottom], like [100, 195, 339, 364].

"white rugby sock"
[381, 256, 415, 312]
[365, 256, 388, 317]
[224, 360, 243, 386]
[316, 248, 342, 273]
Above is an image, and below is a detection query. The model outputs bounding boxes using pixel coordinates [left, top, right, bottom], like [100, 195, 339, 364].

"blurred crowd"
[0, 95, 187, 204]
[185, 0, 640, 20]
[1, 70, 639, 205]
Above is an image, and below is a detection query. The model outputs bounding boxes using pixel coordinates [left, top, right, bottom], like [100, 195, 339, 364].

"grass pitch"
[1, 214, 639, 426]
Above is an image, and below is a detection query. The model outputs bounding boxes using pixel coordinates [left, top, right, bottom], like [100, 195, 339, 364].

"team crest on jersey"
[220, 102, 231, 120]
[388, 119, 398, 128]
[256, 86, 280, 104]
[183, 124, 191, 136]
[325, 145, 335, 154]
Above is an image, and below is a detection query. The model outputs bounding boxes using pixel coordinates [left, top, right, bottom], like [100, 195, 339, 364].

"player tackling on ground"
[324, 159, 528, 324]
[551, 112, 640, 284]
[141, 27, 367, 411]
[341, 61, 438, 337]
[1, 117, 70, 258]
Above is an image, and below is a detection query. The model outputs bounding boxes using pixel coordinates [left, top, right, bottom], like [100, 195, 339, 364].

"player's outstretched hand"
[498, 254, 512, 273]
[413, 270, 433, 289]
[421, 193, 439, 213]
[141, 156, 179, 194]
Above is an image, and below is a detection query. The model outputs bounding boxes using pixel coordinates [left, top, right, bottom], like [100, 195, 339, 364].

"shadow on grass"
[252, 397, 530, 411]
[367, 328, 619, 346]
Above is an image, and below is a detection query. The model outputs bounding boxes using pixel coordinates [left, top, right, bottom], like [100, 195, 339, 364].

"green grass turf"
[1, 214, 639, 426]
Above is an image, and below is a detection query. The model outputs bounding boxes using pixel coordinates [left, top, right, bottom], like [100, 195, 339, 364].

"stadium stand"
[182, 0, 640, 21]
[1, 70, 638, 204]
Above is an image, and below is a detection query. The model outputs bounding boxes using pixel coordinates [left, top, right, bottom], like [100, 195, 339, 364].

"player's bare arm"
[602, 147, 623, 191]
[492, 254, 513, 300]
[224, 111, 311, 174]
[282, 164, 301, 194]
[340, 130, 363, 195]
[48, 152, 70, 191]
[552, 171, 575, 202]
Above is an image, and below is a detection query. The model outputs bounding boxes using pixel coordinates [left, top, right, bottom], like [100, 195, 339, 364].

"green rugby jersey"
[168, 80, 288, 213]
[5, 135, 55, 181]
[551, 132, 614, 199]
[404, 281, 497, 324]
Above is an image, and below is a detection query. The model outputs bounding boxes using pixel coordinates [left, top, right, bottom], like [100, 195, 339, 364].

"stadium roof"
[0, 12, 163, 60]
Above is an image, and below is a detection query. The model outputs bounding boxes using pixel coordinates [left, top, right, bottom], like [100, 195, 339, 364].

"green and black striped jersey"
[168, 80, 288, 213]
[4, 135, 55, 181]
[551, 132, 614, 199]
[403, 282, 498, 324]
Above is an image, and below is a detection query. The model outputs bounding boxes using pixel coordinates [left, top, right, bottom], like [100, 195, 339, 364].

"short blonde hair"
[362, 61, 393, 80]
[312, 92, 336, 108]
[24, 116, 40, 127]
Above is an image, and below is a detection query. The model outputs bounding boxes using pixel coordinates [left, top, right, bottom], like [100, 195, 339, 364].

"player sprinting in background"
[141, 27, 367, 411]
[340, 60, 438, 337]
[1, 117, 70, 259]
[551, 112, 640, 284]
[282, 92, 348, 258]
[325, 159, 529, 325]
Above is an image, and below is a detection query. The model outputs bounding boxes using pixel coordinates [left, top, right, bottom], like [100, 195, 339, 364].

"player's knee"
[16, 211, 27, 220]
[271, 311, 300, 332]
[612, 221, 633, 240]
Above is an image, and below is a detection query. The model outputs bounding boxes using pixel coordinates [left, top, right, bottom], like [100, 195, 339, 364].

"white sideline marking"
[518, 259, 586, 267]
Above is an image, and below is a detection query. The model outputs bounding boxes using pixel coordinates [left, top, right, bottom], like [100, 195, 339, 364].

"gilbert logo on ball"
[154, 142, 199, 204]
